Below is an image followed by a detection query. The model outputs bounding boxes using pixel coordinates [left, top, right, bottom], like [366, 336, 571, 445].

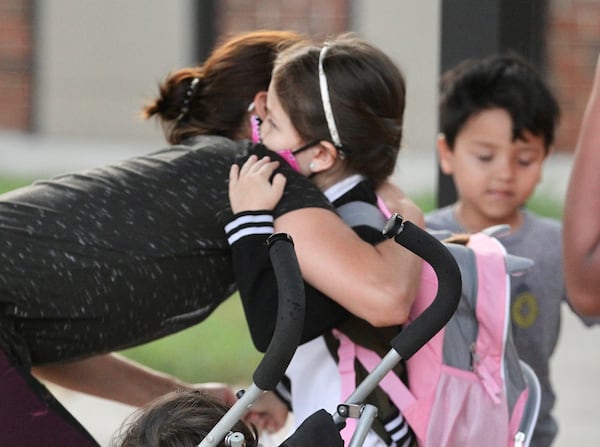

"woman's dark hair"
[143, 30, 306, 144]
[439, 52, 560, 151]
[113, 390, 257, 447]
[272, 34, 406, 186]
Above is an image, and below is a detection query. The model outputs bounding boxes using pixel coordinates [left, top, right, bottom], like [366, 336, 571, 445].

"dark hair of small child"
[439, 52, 560, 152]
[112, 390, 258, 447]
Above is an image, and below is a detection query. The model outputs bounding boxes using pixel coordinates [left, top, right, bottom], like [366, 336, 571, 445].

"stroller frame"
[200, 215, 465, 447]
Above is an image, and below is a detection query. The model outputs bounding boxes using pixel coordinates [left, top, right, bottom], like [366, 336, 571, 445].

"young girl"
[226, 35, 424, 446]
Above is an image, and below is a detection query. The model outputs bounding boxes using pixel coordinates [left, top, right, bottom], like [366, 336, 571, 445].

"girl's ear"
[437, 133, 454, 175]
[253, 91, 268, 119]
[308, 141, 340, 174]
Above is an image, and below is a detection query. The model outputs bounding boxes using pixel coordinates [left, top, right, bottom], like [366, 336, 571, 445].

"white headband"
[318, 45, 342, 147]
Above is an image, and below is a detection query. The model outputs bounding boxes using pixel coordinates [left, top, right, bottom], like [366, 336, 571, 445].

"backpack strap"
[333, 329, 416, 445]
[337, 201, 388, 231]
[335, 200, 416, 445]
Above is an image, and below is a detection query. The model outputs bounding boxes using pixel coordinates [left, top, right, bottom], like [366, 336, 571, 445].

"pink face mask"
[250, 115, 261, 144]
[277, 141, 319, 173]
[248, 113, 318, 173]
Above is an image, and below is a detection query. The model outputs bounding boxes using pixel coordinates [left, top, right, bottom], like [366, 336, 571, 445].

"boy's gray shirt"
[426, 205, 596, 447]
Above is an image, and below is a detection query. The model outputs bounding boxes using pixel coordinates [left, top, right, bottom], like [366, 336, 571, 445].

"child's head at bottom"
[112, 390, 258, 447]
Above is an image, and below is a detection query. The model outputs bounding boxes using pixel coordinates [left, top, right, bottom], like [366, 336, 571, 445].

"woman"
[0, 30, 419, 446]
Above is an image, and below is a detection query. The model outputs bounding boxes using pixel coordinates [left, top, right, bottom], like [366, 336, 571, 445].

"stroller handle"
[252, 232, 306, 390]
[383, 214, 462, 359]
[198, 233, 305, 447]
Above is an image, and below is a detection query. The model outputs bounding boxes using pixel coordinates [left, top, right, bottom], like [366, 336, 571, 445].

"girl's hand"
[229, 155, 287, 213]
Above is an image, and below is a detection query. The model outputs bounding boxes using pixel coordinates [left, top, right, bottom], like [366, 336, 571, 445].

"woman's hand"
[244, 390, 289, 433]
[376, 180, 425, 228]
[376, 180, 407, 203]
[229, 155, 287, 213]
[191, 382, 237, 407]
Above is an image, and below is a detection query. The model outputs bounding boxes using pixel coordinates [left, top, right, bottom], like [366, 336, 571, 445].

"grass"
[0, 175, 564, 385]
[0, 175, 35, 192]
[120, 295, 262, 386]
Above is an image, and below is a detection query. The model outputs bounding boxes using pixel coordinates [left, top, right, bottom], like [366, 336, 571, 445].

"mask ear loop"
[318, 45, 342, 149]
[247, 102, 262, 143]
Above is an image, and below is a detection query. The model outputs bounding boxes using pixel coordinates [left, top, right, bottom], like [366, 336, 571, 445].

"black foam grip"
[253, 233, 306, 390]
[384, 216, 462, 359]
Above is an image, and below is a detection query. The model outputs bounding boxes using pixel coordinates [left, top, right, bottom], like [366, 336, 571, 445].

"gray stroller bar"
[201, 214, 463, 447]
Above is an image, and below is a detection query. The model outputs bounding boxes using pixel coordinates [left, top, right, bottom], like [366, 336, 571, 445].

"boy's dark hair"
[439, 52, 560, 151]
[113, 390, 258, 447]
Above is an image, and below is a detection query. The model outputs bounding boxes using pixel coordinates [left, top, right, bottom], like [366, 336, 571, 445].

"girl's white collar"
[323, 174, 365, 203]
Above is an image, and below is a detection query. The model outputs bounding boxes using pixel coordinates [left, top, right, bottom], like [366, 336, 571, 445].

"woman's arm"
[230, 156, 423, 328]
[276, 178, 425, 328]
[33, 354, 288, 432]
[32, 353, 236, 407]
[227, 156, 349, 349]
[275, 203, 423, 327]
[226, 228, 349, 351]
[564, 53, 600, 316]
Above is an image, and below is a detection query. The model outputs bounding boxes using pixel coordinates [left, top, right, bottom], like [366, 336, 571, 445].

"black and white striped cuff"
[225, 210, 274, 245]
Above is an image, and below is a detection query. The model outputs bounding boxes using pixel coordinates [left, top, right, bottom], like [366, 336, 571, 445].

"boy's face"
[438, 107, 547, 231]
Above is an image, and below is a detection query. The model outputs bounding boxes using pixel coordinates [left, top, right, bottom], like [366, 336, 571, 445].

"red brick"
[0, 0, 32, 131]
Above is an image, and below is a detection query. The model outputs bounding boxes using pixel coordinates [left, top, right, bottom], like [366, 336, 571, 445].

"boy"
[425, 53, 597, 446]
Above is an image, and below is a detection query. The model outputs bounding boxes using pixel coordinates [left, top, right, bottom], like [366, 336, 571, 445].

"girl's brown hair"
[143, 30, 306, 144]
[272, 34, 406, 186]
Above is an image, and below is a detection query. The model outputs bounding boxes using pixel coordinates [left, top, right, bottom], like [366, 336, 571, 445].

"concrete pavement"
[51, 307, 600, 446]
[1, 132, 598, 446]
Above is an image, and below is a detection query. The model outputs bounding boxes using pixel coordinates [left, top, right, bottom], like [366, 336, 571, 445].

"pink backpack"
[336, 202, 540, 447]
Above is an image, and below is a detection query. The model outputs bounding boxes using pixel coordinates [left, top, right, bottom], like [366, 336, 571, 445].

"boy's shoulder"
[500, 210, 561, 256]
[520, 209, 561, 236]
[425, 205, 461, 233]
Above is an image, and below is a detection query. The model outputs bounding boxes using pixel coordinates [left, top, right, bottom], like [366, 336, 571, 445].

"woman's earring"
[309, 162, 316, 171]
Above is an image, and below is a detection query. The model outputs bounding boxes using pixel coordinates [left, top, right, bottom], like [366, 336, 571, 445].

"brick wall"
[0, 0, 33, 131]
[547, 0, 600, 152]
[215, 0, 349, 40]
[2, 0, 599, 152]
